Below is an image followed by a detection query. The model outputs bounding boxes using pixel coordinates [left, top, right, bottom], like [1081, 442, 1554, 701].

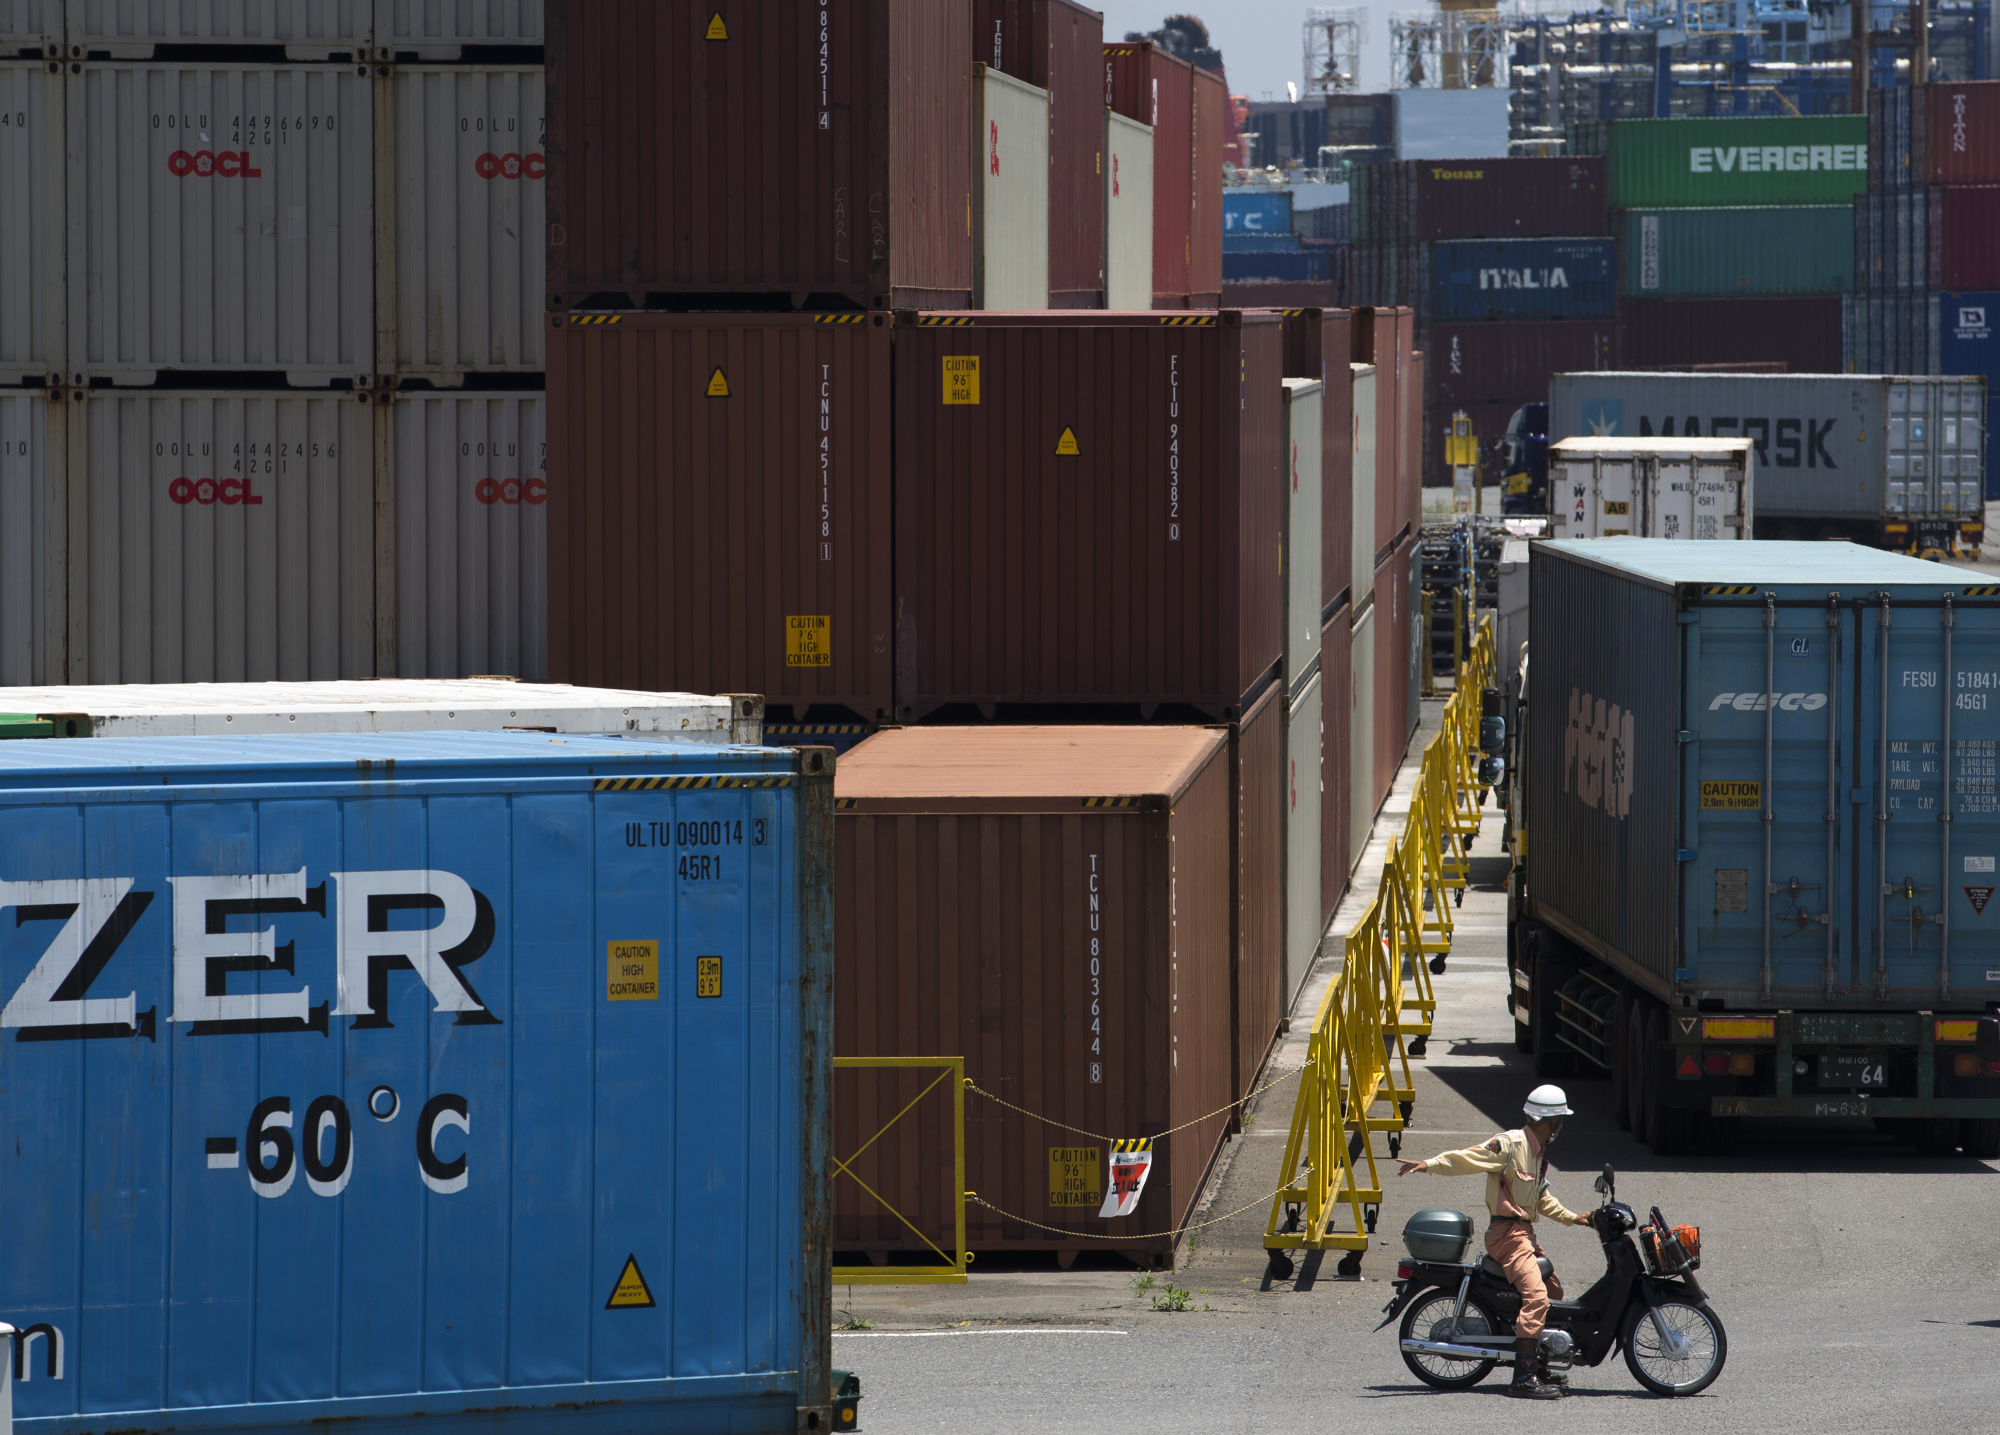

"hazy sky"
[1094, 1, 1393, 99]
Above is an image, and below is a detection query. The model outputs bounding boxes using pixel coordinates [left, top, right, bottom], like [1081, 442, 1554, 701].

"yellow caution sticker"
[1700, 780, 1761, 809]
[1603, 500, 1630, 515]
[1054, 425, 1080, 456]
[786, 614, 831, 668]
[605, 1254, 656, 1309]
[942, 355, 980, 404]
[704, 12, 728, 41]
[706, 367, 730, 397]
[1505, 472, 1530, 495]
[1048, 1146, 1101, 1207]
[697, 955, 722, 999]
[606, 940, 659, 1001]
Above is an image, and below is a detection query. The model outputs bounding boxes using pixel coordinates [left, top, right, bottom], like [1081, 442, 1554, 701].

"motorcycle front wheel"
[1621, 1299, 1727, 1395]
[1398, 1288, 1503, 1390]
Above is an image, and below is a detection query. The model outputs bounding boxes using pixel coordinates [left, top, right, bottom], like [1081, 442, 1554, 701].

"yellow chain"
[967, 1182, 1292, 1242]
[964, 1063, 1299, 1147]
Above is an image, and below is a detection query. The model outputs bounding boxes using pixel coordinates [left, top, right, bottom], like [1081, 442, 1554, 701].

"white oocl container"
[0, 60, 63, 383]
[1104, 108, 1153, 311]
[971, 64, 1048, 310]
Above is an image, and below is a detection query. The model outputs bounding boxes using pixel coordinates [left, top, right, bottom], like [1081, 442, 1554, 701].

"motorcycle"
[1377, 1165, 1726, 1396]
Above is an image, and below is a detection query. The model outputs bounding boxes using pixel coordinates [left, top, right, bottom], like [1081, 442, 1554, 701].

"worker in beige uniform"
[1396, 1084, 1591, 1400]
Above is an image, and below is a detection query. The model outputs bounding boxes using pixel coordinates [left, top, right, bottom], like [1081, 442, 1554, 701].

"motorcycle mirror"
[1978, 1016, 2000, 1065]
[1592, 1163, 1615, 1196]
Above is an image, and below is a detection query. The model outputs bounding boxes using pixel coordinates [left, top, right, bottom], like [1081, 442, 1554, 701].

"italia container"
[833, 724, 1232, 1261]
[1285, 663, 1322, 1007]
[545, 312, 895, 724]
[1104, 41, 1193, 308]
[1103, 108, 1154, 310]
[1320, 603, 1352, 930]
[1428, 238, 1615, 322]
[0, 728, 837, 1433]
[892, 310, 1282, 718]
[1283, 378, 1324, 694]
[1617, 296, 1843, 376]
[0, 58, 62, 384]
[0, 389, 55, 686]
[545, 0, 973, 310]
[1618, 207, 1852, 299]
[1545, 436, 1753, 541]
[971, 65, 1051, 310]
[1604, 115, 1869, 210]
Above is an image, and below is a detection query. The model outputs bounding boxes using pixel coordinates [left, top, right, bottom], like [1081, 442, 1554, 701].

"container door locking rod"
[1876, 594, 1892, 1001]
[1824, 592, 1842, 1000]
[1938, 595, 1955, 1003]
[1762, 592, 1776, 1003]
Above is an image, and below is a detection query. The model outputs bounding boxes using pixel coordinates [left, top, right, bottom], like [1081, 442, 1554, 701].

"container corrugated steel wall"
[1350, 362, 1375, 607]
[1103, 42, 1191, 306]
[1607, 115, 1869, 210]
[1428, 238, 1616, 322]
[545, 0, 973, 309]
[1373, 542, 1402, 810]
[1320, 603, 1350, 930]
[1348, 599, 1375, 853]
[0, 59, 63, 384]
[72, 390, 377, 683]
[1931, 187, 2000, 292]
[1927, 81, 2000, 186]
[0, 390, 51, 685]
[1426, 318, 1618, 409]
[1189, 66, 1223, 306]
[1284, 665, 1322, 1008]
[0, 729, 830, 1433]
[1235, 678, 1283, 1098]
[1618, 296, 1842, 374]
[0, 1, 60, 47]
[972, 66, 1050, 309]
[894, 311, 1283, 715]
[391, 65, 545, 374]
[71, 0, 370, 53]
[1318, 309, 1354, 614]
[1353, 307, 1407, 561]
[834, 727, 1234, 1255]
[380, 0, 546, 54]
[1104, 109, 1153, 310]
[392, 391, 546, 681]
[999, 0, 1108, 308]
[1402, 337, 1420, 543]
[1619, 207, 1851, 299]
[71, 63, 374, 381]
[546, 313, 895, 721]
[1404, 156, 1607, 239]
[1282, 378, 1322, 695]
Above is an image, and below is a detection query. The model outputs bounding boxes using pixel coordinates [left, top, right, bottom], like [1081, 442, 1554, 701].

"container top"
[1541, 539, 1964, 590]
[837, 725, 1226, 804]
[1284, 376, 1325, 398]
[1551, 437, 1752, 458]
[0, 680, 739, 739]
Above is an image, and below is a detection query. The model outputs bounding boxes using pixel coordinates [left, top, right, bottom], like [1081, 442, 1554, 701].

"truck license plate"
[1819, 1055, 1887, 1089]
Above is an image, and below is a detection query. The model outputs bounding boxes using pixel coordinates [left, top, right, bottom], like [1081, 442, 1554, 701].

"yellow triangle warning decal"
[705, 12, 729, 40]
[1054, 426, 1080, 456]
[706, 367, 730, 398]
[606, 1254, 656, 1309]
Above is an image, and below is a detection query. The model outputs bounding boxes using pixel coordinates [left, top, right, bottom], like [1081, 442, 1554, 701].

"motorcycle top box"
[1404, 1208, 1475, 1263]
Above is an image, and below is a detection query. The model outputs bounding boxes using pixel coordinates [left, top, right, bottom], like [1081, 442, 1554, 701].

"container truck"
[1548, 372, 1988, 556]
[1507, 541, 2000, 1159]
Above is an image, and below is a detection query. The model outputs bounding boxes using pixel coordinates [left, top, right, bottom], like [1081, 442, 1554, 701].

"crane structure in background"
[1304, 6, 1366, 93]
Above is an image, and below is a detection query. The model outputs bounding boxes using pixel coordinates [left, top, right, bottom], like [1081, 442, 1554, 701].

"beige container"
[1284, 664, 1323, 1008]
[69, 389, 377, 683]
[68, 63, 375, 383]
[1348, 599, 1376, 858]
[68, 1, 370, 56]
[390, 390, 546, 680]
[376, 0, 543, 57]
[0, 390, 58, 686]
[387, 64, 545, 375]
[1283, 377, 1323, 696]
[1103, 107, 1152, 310]
[1350, 363, 1377, 606]
[0, 60, 64, 384]
[1547, 436, 1754, 540]
[972, 64, 1049, 310]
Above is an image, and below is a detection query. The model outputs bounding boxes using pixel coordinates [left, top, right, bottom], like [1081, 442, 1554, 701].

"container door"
[1690, 456, 1743, 540]
[1595, 458, 1636, 537]
[1285, 671, 1324, 1007]
[1551, 456, 1591, 538]
[1651, 455, 1695, 540]
[1886, 381, 1934, 527]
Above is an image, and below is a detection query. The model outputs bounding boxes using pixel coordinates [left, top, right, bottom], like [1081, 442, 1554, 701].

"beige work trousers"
[1486, 1217, 1549, 1338]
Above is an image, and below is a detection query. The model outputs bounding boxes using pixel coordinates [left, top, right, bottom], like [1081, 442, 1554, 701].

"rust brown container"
[833, 724, 1235, 1258]
[1352, 307, 1411, 565]
[1233, 677, 1285, 1100]
[1264, 305, 1356, 616]
[546, 312, 895, 720]
[1320, 605, 1352, 933]
[546, 0, 973, 309]
[1104, 42, 1193, 307]
[894, 309, 1284, 718]
[1615, 298, 1837, 376]
[1404, 346, 1423, 541]
[1189, 66, 1225, 307]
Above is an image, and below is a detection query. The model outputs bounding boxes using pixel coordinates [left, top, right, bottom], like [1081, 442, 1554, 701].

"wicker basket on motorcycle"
[1640, 1223, 1701, 1274]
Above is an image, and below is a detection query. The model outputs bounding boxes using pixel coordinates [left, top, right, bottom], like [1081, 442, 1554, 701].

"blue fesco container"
[1528, 541, 2000, 1009]
[0, 731, 833, 1435]
[1428, 237, 1616, 321]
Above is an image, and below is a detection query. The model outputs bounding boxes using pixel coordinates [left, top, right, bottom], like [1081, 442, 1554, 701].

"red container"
[833, 724, 1235, 1258]
[546, 0, 973, 309]
[894, 310, 1284, 717]
[1320, 603, 1352, 933]
[1234, 679, 1284, 1101]
[1927, 82, 2000, 186]
[1352, 307, 1411, 563]
[1616, 298, 1842, 375]
[1104, 42, 1194, 307]
[1190, 67, 1226, 307]
[974, 0, 1106, 306]
[1392, 156, 1608, 240]
[1930, 187, 2000, 290]
[1222, 281, 1340, 309]
[1425, 319, 1619, 408]
[546, 311, 895, 720]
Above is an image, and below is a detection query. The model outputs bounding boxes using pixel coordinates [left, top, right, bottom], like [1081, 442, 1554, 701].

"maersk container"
[1285, 663, 1322, 1007]
[1103, 109, 1153, 310]
[1549, 372, 1987, 550]
[1427, 238, 1616, 322]
[1283, 378, 1323, 695]
[0, 59, 63, 384]
[390, 65, 545, 375]
[972, 64, 1050, 310]
[0, 389, 55, 687]
[1350, 363, 1376, 608]
[1604, 115, 1869, 210]
[391, 391, 546, 681]
[1546, 437, 1753, 541]
[0, 728, 835, 1433]
[1619, 207, 1852, 299]
[71, 63, 374, 383]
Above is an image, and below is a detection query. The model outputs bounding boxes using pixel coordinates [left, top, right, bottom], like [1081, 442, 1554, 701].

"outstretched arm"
[1396, 1138, 1509, 1178]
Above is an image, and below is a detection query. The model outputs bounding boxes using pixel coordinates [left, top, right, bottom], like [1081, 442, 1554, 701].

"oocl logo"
[167, 150, 263, 178]
[473, 151, 545, 180]
[168, 476, 265, 506]
[474, 477, 547, 505]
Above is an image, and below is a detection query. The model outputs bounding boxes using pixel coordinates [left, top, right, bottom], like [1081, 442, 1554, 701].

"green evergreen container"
[1619, 206, 1854, 297]
[1607, 116, 1869, 209]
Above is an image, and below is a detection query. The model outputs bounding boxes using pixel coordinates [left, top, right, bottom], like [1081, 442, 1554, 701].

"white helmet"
[1524, 1084, 1573, 1120]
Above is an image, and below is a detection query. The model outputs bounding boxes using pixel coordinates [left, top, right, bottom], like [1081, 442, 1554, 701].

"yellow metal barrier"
[1264, 616, 1497, 1279]
[831, 1056, 970, 1285]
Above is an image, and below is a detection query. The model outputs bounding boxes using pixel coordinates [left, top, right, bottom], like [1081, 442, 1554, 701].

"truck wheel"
[1912, 1117, 1959, 1158]
[1959, 1118, 2000, 1161]
[1611, 990, 1634, 1132]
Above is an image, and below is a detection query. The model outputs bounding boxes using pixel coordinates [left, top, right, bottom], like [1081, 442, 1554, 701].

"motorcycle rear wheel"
[1398, 1289, 1503, 1390]
[1622, 1299, 1727, 1396]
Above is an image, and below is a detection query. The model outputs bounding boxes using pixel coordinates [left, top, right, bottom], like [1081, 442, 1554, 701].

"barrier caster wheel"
[1388, 1132, 1402, 1159]
[1409, 1034, 1429, 1057]
[1266, 1251, 1295, 1282]
[1336, 1250, 1365, 1279]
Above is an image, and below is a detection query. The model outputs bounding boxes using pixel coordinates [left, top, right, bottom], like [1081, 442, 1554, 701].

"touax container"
[0, 730, 835, 1433]
[1512, 542, 2000, 1157]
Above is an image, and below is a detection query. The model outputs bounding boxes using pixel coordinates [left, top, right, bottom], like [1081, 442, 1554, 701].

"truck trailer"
[1508, 540, 2000, 1157]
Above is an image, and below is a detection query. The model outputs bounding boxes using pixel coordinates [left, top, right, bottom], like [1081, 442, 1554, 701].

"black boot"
[1506, 1338, 1563, 1399]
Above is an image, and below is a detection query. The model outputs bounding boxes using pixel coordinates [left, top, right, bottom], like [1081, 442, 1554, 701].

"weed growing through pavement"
[1129, 1271, 1158, 1296]
[836, 1288, 874, 1330]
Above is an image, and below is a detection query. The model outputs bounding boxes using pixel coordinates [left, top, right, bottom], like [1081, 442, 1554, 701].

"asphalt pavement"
[836, 688, 2000, 1435]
